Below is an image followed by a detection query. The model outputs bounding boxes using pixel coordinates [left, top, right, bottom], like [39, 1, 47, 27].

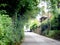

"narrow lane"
[21, 32, 60, 45]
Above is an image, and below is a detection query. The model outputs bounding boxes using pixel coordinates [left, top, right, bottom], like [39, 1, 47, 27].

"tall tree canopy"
[0, 0, 39, 17]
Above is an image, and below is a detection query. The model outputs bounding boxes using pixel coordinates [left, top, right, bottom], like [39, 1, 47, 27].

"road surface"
[21, 32, 60, 45]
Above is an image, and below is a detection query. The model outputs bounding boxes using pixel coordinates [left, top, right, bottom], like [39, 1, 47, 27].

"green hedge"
[43, 30, 60, 40]
[30, 23, 38, 32]
[0, 14, 24, 45]
[0, 14, 13, 45]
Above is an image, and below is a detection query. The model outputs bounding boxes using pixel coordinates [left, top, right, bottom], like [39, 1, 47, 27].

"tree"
[0, 0, 40, 45]
[0, 0, 39, 17]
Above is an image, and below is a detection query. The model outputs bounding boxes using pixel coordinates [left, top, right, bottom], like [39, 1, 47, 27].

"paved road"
[21, 32, 60, 45]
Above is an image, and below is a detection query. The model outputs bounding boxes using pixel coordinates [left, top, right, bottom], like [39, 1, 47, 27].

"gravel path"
[21, 32, 60, 45]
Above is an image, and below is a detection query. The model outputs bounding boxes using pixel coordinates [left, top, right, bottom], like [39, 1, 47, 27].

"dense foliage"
[50, 15, 60, 30]
[29, 19, 40, 31]
[0, 0, 39, 45]
[47, 0, 60, 30]
[43, 30, 60, 40]
[0, 14, 13, 45]
[38, 0, 60, 40]
[0, 0, 39, 17]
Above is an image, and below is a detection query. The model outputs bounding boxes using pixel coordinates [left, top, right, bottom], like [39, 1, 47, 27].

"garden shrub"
[43, 30, 60, 40]
[0, 11, 25, 45]
[0, 14, 14, 45]
[30, 19, 40, 32]
[30, 23, 38, 31]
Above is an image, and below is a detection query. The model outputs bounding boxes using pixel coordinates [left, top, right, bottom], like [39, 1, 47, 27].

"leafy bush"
[43, 30, 60, 40]
[0, 11, 25, 45]
[0, 14, 14, 45]
[30, 23, 37, 31]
